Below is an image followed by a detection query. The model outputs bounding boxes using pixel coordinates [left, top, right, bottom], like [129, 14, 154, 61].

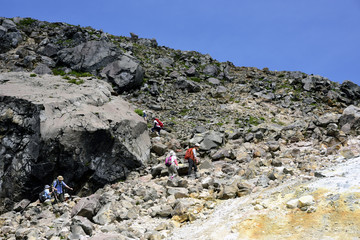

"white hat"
[195, 143, 200, 147]
[169, 150, 175, 156]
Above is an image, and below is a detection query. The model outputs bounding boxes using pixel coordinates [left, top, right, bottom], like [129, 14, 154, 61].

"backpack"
[155, 118, 164, 128]
[165, 156, 172, 167]
[53, 180, 60, 188]
[184, 148, 194, 160]
[39, 190, 46, 203]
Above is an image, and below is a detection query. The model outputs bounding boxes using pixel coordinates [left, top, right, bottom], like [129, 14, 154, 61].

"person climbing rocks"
[151, 117, 163, 136]
[52, 175, 73, 202]
[39, 184, 53, 204]
[143, 110, 148, 121]
[185, 143, 200, 178]
[165, 150, 179, 179]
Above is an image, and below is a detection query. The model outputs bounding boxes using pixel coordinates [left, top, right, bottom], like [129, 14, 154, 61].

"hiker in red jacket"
[151, 117, 163, 136]
[186, 143, 200, 177]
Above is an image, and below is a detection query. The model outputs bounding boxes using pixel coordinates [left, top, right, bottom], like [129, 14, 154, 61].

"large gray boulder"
[190, 130, 224, 151]
[0, 72, 151, 212]
[0, 19, 22, 53]
[175, 77, 201, 93]
[57, 40, 120, 72]
[340, 80, 360, 100]
[203, 64, 219, 77]
[101, 55, 144, 93]
[339, 105, 360, 134]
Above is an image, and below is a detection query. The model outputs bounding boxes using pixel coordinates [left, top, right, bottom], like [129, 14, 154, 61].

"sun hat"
[57, 175, 64, 181]
[45, 185, 50, 189]
[170, 150, 175, 156]
[195, 143, 200, 147]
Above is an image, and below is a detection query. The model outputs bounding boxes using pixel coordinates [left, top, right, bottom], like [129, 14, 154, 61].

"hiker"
[52, 175, 73, 202]
[143, 110, 148, 121]
[39, 185, 53, 204]
[151, 117, 163, 136]
[165, 150, 179, 179]
[185, 143, 200, 177]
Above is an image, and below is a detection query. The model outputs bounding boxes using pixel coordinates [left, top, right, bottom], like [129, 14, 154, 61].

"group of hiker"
[39, 175, 73, 204]
[38, 113, 200, 204]
[146, 114, 201, 179]
[165, 143, 200, 179]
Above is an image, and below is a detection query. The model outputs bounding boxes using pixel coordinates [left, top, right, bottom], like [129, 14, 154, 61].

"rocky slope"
[1, 16, 360, 239]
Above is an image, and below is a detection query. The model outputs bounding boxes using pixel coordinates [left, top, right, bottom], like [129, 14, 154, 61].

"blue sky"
[2, 0, 360, 85]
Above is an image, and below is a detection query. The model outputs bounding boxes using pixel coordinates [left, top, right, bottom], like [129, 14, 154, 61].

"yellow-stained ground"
[234, 189, 360, 240]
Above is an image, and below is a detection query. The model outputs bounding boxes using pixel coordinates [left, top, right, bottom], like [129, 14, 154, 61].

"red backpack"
[184, 148, 194, 160]
[155, 118, 164, 128]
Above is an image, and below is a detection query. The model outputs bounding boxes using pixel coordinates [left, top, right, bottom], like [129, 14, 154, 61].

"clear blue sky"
[2, 0, 360, 85]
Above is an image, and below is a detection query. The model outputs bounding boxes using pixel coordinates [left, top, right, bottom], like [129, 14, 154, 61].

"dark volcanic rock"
[0, 72, 151, 212]
[57, 40, 120, 73]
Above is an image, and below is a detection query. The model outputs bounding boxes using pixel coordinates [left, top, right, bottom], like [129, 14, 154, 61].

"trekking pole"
[20, 201, 32, 214]
[52, 190, 58, 204]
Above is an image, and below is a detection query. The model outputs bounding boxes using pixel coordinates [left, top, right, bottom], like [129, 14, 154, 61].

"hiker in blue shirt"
[39, 184, 53, 203]
[44, 185, 52, 200]
[53, 175, 73, 202]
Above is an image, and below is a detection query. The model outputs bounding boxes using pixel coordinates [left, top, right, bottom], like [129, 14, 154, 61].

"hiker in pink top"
[166, 150, 179, 179]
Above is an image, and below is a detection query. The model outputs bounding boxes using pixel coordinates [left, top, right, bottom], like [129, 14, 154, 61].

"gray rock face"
[175, 77, 201, 93]
[101, 55, 144, 92]
[58, 40, 120, 72]
[192, 130, 224, 151]
[33, 63, 53, 75]
[339, 105, 360, 134]
[37, 43, 59, 57]
[203, 64, 219, 77]
[58, 40, 144, 93]
[0, 19, 22, 53]
[340, 80, 360, 100]
[0, 72, 151, 211]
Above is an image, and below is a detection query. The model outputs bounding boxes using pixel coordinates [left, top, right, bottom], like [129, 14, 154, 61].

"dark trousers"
[54, 192, 64, 202]
[188, 158, 197, 176]
[151, 126, 161, 135]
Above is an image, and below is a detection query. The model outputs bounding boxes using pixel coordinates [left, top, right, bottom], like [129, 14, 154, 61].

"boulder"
[155, 57, 174, 69]
[93, 202, 113, 225]
[33, 63, 53, 75]
[0, 19, 22, 53]
[340, 80, 360, 100]
[203, 64, 219, 77]
[212, 86, 228, 98]
[57, 40, 120, 72]
[101, 55, 144, 93]
[185, 66, 198, 76]
[317, 113, 341, 127]
[199, 131, 224, 151]
[298, 195, 315, 207]
[175, 77, 201, 92]
[12, 199, 31, 212]
[211, 148, 235, 161]
[167, 187, 189, 199]
[72, 216, 94, 235]
[339, 105, 360, 134]
[0, 72, 151, 208]
[207, 77, 221, 85]
[37, 43, 59, 57]
[286, 199, 299, 209]
[71, 194, 101, 220]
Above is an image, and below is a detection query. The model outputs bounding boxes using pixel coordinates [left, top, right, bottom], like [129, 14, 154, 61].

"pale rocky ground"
[166, 138, 360, 240]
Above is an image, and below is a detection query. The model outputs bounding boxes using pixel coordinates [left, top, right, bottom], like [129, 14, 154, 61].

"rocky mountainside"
[1, 16, 360, 239]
